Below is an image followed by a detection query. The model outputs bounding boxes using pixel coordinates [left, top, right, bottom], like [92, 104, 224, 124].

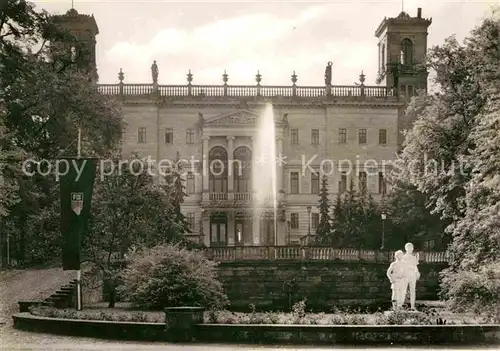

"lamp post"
[307, 206, 312, 236]
[381, 211, 387, 250]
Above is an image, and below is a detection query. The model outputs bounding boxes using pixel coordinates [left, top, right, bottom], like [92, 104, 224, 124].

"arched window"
[208, 146, 228, 193]
[400, 38, 413, 65]
[233, 146, 252, 193]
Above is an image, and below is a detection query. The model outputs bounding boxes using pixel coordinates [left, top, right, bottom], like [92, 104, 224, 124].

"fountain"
[252, 103, 278, 246]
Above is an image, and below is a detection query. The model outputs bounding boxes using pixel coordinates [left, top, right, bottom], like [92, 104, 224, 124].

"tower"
[374, 7, 432, 98]
[51, 8, 99, 82]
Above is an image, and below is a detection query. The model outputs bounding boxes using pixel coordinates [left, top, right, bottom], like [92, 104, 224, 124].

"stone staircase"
[40, 279, 77, 308]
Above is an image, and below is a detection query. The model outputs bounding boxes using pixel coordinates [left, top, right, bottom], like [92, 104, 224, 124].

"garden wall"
[217, 260, 447, 311]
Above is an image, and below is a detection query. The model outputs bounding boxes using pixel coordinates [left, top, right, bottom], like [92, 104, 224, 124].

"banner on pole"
[59, 158, 97, 270]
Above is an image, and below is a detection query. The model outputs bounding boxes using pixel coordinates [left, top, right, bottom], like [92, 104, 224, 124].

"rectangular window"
[339, 128, 347, 144]
[339, 172, 347, 193]
[311, 172, 320, 194]
[408, 85, 415, 97]
[121, 128, 126, 142]
[138, 127, 146, 143]
[291, 129, 299, 144]
[400, 84, 406, 97]
[359, 171, 367, 190]
[186, 129, 195, 144]
[186, 213, 195, 231]
[165, 128, 173, 144]
[290, 172, 299, 194]
[312, 213, 319, 230]
[291, 213, 299, 229]
[358, 129, 367, 144]
[379, 129, 387, 145]
[186, 172, 195, 194]
[311, 129, 319, 146]
[378, 172, 386, 195]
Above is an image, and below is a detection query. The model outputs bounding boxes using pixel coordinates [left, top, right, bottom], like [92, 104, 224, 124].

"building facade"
[55, 7, 432, 247]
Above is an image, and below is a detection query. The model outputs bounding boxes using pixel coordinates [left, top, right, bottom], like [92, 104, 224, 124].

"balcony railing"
[97, 83, 396, 99]
[208, 192, 278, 203]
[204, 246, 449, 263]
[209, 193, 228, 201]
[234, 192, 253, 201]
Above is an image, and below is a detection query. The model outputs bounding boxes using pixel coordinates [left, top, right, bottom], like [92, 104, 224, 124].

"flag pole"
[76, 128, 82, 311]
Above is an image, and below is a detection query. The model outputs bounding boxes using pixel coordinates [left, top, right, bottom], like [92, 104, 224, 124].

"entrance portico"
[200, 109, 286, 247]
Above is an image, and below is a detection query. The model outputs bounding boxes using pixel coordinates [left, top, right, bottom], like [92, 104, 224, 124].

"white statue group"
[386, 242, 420, 311]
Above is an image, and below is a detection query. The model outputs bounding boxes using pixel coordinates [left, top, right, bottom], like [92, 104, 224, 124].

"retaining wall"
[217, 260, 446, 311]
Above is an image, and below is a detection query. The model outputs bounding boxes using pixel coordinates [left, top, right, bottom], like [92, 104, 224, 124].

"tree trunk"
[19, 215, 27, 267]
[108, 286, 116, 308]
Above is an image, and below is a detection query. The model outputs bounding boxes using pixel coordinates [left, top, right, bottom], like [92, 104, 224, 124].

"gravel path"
[0, 267, 75, 324]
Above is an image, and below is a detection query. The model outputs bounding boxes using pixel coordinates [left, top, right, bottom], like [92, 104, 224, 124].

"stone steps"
[36, 274, 91, 310]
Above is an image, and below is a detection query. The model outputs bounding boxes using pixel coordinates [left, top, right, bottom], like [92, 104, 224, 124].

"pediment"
[204, 109, 283, 126]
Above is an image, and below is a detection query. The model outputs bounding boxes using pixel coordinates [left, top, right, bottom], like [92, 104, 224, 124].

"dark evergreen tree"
[329, 195, 344, 247]
[329, 175, 382, 249]
[316, 175, 333, 240]
[339, 176, 362, 248]
[357, 181, 381, 249]
[167, 151, 191, 234]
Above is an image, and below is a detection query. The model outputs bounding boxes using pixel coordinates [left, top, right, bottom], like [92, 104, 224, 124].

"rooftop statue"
[151, 60, 159, 84]
[324, 61, 333, 86]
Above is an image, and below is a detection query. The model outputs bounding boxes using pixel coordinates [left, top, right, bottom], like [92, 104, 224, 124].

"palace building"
[53, 7, 432, 247]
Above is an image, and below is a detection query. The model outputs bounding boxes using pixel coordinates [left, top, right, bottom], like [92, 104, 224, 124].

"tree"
[83, 156, 185, 306]
[386, 178, 449, 250]
[0, 1, 123, 266]
[358, 184, 381, 249]
[395, 13, 500, 266]
[329, 195, 344, 246]
[393, 11, 500, 315]
[316, 175, 332, 238]
[329, 176, 381, 249]
[0, 125, 22, 217]
[166, 151, 191, 235]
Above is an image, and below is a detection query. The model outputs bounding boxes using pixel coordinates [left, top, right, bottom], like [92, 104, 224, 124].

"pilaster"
[227, 136, 235, 193]
[202, 136, 210, 192]
[276, 136, 284, 192]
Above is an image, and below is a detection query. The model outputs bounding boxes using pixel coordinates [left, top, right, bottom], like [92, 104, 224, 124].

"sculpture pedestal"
[164, 306, 205, 342]
[384, 309, 421, 316]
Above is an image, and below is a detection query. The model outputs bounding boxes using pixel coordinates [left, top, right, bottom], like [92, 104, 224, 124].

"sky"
[33, 0, 498, 86]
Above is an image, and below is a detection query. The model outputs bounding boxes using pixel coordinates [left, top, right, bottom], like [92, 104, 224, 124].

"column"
[202, 210, 210, 247]
[250, 136, 260, 246]
[227, 136, 235, 195]
[250, 135, 256, 195]
[252, 210, 260, 246]
[276, 137, 284, 192]
[227, 212, 235, 246]
[202, 136, 210, 193]
[276, 137, 285, 246]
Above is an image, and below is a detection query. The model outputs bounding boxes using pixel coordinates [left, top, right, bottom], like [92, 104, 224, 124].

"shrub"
[29, 306, 165, 323]
[118, 244, 229, 310]
[291, 300, 306, 323]
[441, 262, 500, 323]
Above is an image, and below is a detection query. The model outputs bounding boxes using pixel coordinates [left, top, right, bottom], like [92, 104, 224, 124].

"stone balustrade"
[97, 83, 396, 99]
[204, 246, 449, 263]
